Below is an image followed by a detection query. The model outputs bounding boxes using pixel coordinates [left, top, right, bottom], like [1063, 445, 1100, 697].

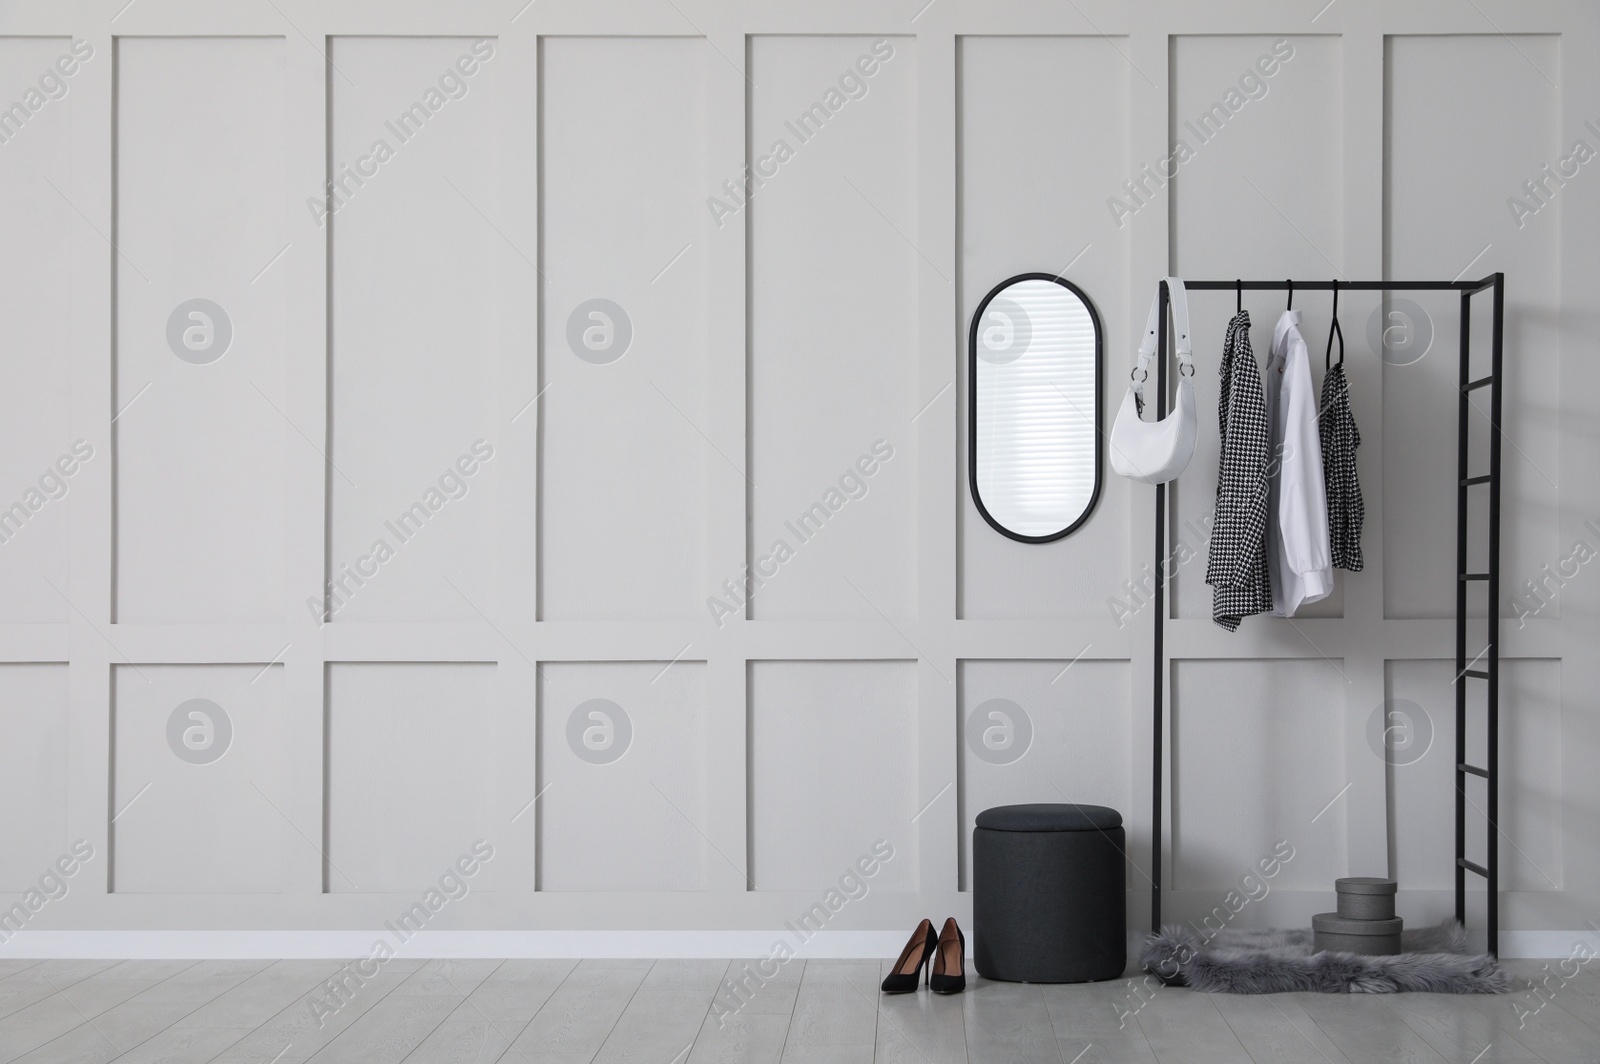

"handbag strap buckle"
[1132, 277, 1193, 399]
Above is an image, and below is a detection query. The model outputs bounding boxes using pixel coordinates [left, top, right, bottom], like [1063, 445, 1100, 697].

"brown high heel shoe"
[881, 918, 937, 993]
[930, 917, 966, 993]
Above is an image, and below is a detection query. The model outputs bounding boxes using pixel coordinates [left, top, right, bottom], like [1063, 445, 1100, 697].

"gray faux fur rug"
[1139, 919, 1508, 994]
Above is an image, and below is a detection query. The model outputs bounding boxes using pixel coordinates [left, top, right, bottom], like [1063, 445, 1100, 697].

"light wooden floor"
[0, 955, 1594, 1063]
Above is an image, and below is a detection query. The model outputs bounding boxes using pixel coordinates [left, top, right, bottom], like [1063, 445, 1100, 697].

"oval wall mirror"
[969, 273, 1103, 542]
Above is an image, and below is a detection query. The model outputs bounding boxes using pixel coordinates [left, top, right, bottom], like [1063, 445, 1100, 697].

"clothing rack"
[1147, 274, 1505, 957]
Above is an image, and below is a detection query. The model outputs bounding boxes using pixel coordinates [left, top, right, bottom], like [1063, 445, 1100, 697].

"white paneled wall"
[112, 36, 289, 623]
[537, 660, 709, 891]
[538, 36, 712, 622]
[1382, 35, 1562, 621]
[0, 39, 73, 625]
[0, 664, 69, 890]
[747, 35, 919, 622]
[110, 664, 290, 894]
[0, 0, 1593, 952]
[326, 37, 501, 624]
[1170, 659, 1347, 893]
[325, 663, 497, 893]
[748, 660, 919, 891]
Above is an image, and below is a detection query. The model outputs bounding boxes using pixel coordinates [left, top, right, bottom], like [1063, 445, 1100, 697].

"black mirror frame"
[968, 272, 1104, 544]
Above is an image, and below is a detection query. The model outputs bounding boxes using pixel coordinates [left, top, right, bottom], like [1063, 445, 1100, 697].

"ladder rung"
[1463, 376, 1495, 392]
[1458, 763, 1489, 778]
[1459, 858, 1490, 878]
[1461, 475, 1491, 486]
[1459, 573, 1490, 581]
[1463, 669, 1490, 679]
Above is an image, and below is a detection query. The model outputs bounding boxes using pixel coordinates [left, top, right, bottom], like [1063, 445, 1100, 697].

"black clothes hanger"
[1325, 280, 1345, 370]
[1286, 279, 1294, 310]
[1236, 279, 1243, 314]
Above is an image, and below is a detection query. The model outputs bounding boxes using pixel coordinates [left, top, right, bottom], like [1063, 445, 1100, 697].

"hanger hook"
[1236, 279, 1243, 314]
[1325, 279, 1344, 371]
[1285, 279, 1294, 310]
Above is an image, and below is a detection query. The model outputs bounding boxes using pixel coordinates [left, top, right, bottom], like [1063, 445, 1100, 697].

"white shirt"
[1265, 310, 1333, 615]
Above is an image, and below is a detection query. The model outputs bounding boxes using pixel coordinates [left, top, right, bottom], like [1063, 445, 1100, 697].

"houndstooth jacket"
[1206, 310, 1274, 630]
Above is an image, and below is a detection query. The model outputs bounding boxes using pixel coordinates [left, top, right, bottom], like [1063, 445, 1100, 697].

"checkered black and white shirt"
[1319, 362, 1364, 571]
[1206, 310, 1274, 630]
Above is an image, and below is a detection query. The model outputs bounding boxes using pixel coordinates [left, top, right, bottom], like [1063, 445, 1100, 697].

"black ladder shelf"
[1146, 275, 1505, 959]
[1454, 274, 1505, 957]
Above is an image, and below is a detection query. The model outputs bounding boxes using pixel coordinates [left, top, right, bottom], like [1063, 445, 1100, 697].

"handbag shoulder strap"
[1132, 277, 1193, 401]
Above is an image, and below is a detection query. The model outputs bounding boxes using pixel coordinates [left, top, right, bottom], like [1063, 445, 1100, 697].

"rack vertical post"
[1151, 280, 1169, 933]
[1486, 273, 1504, 954]
[1455, 291, 1471, 927]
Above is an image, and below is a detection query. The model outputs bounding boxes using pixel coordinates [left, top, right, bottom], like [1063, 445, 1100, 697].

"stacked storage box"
[1311, 877, 1402, 956]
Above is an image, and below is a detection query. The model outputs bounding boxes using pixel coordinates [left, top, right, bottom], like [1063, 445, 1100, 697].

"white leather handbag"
[1110, 278, 1197, 484]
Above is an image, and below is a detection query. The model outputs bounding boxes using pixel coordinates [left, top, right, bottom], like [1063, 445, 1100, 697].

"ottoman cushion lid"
[975, 803, 1122, 832]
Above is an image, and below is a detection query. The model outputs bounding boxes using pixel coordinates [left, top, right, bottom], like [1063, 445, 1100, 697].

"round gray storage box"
[1312, 912, 1403, 955]
[1334, 877, 1397, 921]
[973, 803, 1126, 983]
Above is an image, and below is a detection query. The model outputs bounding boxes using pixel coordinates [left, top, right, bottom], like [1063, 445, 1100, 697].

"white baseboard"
[1498, 930, 1600, 959]
[4, 928, 1592, 960]
[0, 930, 915, 960]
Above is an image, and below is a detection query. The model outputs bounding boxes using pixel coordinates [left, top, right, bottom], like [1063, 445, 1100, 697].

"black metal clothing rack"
[1146, 275, 1505, 957]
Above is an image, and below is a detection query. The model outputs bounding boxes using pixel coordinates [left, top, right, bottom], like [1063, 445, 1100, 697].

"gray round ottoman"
[973, 803, 1126, 982]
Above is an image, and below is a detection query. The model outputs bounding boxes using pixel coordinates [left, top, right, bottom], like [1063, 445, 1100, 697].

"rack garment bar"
[1146, 275, 1505, 958]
